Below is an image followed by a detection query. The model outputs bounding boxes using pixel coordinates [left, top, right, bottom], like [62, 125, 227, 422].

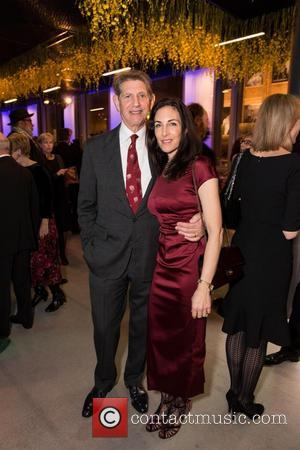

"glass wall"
[86, 90, 109, 137]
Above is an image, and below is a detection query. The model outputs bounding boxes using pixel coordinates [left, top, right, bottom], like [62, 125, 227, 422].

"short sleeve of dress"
[193, 156, 217, 189]
[283, 156, 300, 231]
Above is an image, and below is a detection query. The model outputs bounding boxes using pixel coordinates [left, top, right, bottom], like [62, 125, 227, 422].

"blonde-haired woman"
[9, 134, 66, 312]
[37, 132, 71, 265]
[223, 94, 300, 419]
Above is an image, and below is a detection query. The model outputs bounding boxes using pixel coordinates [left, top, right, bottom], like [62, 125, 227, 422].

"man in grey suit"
[78, 70, 202, 417]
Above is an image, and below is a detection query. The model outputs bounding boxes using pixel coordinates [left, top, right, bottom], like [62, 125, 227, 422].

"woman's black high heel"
[32, 285, 48, 307]
[234, 400, 264, 420]
[146, 393, 174, 432]
[45, 285, 66, 312]
[226, 389, 238, 415]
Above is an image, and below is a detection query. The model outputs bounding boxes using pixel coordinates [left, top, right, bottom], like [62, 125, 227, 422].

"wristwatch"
[198, 278, 214, 292]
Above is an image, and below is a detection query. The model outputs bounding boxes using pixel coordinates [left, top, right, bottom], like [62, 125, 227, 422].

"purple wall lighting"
[109, 87, 121, 130]
[27, 104, 38, 137]
[63, 96, 75, 133]
[1, 111, 10, 137]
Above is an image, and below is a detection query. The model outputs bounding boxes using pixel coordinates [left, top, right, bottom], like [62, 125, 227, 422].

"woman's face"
[154, 106, 182, 160]
[40, 138, 54, 154]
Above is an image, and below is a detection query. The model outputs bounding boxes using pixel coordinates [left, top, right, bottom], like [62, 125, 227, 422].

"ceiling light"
[102, 67, 131, 77]
[222, 89, 230, 94]
[64, 96, 73, 105]
[215, 32, 265, 47]
[4, 98, 17, 104]
[43, 99, 50, 105]
[90, 107, 104, 112]
[43, 86, 61, 93]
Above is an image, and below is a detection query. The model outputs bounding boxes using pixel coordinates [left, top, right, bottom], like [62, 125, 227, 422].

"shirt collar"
[120, 122, 146, 142]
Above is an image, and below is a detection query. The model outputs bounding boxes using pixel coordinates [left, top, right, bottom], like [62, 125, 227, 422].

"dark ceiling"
[0, 0, 295, 66]
[211, 0, 295, 20]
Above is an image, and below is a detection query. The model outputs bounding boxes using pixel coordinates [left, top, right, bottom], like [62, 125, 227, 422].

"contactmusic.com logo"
[92, 398, 128, 437]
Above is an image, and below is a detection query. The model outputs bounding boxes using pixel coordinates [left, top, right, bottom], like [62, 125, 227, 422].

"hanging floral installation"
[0, 0, 295, 101]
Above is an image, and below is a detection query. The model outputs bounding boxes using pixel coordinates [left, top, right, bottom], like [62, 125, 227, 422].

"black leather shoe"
[82, 388, 108, 418]
[10, 315, 33, 329]
[45, 286, 66, 312]
[128, 385, 148, 413]
[264, 347, 299, 366]
[0, 337, 11, 353]
[235, 400, 264, 420]
[32, 285, 48, 307]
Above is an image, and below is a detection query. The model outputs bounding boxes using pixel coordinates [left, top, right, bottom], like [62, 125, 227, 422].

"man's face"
[19, 118, 33, 136]
[113, 80, 154, 132]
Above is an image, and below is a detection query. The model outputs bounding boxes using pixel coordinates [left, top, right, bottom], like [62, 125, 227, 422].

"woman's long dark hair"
[147, 97, 202, 180]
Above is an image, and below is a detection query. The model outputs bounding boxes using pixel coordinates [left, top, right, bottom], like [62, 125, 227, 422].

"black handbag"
[192, 164, 244, 290]
[212, 232, 244, 289]
[221, 152, 243, 229]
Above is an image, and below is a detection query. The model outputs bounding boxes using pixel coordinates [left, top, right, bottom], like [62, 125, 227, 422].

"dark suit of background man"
[78, 70, 202, 417]
[0, 133, 38, 353]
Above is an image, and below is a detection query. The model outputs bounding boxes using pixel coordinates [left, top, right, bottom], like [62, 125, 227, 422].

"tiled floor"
[1, 235, 299, 450]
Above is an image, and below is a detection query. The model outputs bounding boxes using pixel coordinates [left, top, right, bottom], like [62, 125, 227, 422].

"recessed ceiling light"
[215, 32, 265, 47]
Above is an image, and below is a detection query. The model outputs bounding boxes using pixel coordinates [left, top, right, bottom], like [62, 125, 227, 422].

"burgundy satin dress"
[147, 157, 217, 398]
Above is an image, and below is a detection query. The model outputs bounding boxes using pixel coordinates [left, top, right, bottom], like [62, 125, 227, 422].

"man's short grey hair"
[113, 69, 153, 97]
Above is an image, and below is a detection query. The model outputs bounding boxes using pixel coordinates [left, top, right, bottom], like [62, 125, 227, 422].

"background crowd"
[0, 112, 83, 352]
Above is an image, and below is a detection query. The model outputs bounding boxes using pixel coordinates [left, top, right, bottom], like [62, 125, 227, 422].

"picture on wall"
[272, 61, 289, 83]
[245, 72, 263, 87]
[243, 104, 260, 123]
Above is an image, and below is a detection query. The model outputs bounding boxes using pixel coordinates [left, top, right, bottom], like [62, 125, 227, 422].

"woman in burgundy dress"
[146, 98, 222, 439]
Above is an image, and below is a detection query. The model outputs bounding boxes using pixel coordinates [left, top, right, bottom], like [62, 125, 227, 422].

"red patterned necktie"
[126, 134, 142, 214]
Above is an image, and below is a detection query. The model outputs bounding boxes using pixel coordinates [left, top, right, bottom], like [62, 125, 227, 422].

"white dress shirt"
[119, 123, 152, 196]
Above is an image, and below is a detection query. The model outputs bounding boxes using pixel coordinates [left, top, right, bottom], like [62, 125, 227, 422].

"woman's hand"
[39, 218, 49, 238]
[191, 283, 212, 319]
[56, 168, 68, 176]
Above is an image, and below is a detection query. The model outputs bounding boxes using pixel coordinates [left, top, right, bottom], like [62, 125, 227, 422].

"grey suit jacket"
[78, 125, 159, 280]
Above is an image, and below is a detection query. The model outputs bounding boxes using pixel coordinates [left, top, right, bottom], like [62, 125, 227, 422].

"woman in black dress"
[223, 94, 300, 419]
[37, 132, 71, 265]
[9, 134, 66, 312]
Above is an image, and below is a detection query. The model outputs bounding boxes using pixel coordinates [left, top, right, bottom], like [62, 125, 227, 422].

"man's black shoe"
[82, 388, 108, 418]
[128, 385, 148, 413]
[0, 337, 11, 354]
[10, 315, 33, 329]
[264, 347, 299, 366]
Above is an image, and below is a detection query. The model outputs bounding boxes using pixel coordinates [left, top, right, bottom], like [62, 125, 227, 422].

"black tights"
[226, 331, 267, 404]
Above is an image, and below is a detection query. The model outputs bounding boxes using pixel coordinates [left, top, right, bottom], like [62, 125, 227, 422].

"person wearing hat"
[7, 108, 44, 165]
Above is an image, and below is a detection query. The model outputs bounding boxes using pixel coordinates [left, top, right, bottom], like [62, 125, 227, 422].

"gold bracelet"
[198, 278, 214, 291]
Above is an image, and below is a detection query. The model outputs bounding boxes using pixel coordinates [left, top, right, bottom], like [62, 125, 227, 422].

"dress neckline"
[249, 150, 292, 159]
